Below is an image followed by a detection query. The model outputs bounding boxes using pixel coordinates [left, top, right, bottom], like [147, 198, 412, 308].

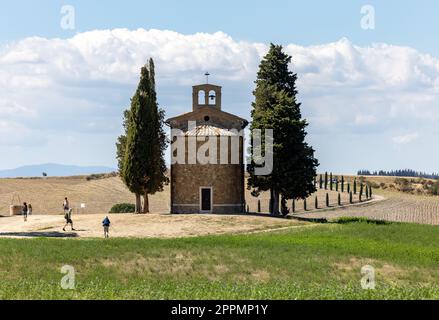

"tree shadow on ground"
[0, 231, 78, 238]
[213, 212, 292, 220]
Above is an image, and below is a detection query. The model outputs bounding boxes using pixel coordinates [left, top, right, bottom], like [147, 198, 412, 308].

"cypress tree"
[335, 177, 339, 192]
[326, 193, 329, 207]
[258, 199, 261, 213]
[122, 59, 168, 214]
[116, 109, 130, 173]
[349, 191, 353, 204]
[292, 199, 295, 213]
[324, 172, 328, 190]
[354, 179, 357, 195]
[330, 172, 333, 191]
[319, 174, 323, 189]
[347, 183, 351, 194]
[366, 186, 369, 199]
[303, 198, 307, 211]
[247, 44, 319, 215]
[341, 176, 345, 193]
[338, 192, 341, 206]
[315, 196, 318, 209]
[370, 186, 373, 198]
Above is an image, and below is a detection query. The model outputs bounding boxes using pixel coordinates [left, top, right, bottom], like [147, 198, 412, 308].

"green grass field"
[1, 219, 439, 300]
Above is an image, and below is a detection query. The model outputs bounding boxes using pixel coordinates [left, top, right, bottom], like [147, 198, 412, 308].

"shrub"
[399, 185, 414, 194]
[333, 217, 391, 225]
[86, 172, 118, 181]
[394, 178, 409, 186]
[431, 180, 439, 196]
[109, 203, 135, 213]
[369, 181, 380, 189]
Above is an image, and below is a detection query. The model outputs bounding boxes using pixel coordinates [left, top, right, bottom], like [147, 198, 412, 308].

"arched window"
[208, 90, 216, 105]
[198, 90, 206, 105]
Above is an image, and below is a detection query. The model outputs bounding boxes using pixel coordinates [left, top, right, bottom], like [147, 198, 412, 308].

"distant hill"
[0, 163, 116, 178]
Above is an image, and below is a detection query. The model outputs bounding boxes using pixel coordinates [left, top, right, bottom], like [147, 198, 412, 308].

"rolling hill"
[0, 163, 116, 178]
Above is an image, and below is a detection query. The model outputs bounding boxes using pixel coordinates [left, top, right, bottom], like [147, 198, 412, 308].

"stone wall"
[170, 137, 245, 214]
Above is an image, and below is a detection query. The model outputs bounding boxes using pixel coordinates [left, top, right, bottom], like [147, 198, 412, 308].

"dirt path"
[0, 213, 306, 239]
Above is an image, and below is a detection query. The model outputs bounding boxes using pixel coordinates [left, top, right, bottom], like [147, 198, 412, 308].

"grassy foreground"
[0, 220, 439, 300]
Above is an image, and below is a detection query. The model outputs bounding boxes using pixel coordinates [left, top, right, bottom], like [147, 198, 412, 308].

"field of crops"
[299, 190, 439, 225]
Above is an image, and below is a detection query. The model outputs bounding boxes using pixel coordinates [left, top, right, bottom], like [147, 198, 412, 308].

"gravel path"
[0, 213, 305, 239]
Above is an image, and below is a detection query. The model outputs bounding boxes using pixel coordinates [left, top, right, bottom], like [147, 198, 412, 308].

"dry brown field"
[0, 175, 357, 216]
[1, 174, 439, 225]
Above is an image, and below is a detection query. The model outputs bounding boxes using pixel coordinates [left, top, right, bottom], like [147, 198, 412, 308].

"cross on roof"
[205, 72, 210, 84]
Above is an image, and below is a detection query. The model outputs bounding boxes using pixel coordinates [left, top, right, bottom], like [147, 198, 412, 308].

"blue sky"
[1, 0, 438, 53]
[1, 1, 439, 174]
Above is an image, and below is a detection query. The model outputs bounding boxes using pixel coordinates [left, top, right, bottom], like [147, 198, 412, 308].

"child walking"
[102, 216, 111, 239]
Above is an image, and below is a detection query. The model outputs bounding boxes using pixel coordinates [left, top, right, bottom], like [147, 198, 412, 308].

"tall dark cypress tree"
[247, 44, 319, 215]
[122, 59, 168, 213]
[324, 172, 328, 190]
[330, 172, 333, 191]
[116, 109, 130, 173]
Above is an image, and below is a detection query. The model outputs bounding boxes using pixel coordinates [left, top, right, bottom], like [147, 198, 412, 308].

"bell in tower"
[192, 74, 222, 111]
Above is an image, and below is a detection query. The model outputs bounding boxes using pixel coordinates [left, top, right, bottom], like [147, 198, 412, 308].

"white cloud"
[0, 29, 439, 170]
[392, 132, 419, 145]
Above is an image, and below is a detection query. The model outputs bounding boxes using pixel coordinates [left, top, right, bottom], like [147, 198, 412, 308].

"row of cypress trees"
[317, 173, 373, 197]
[253, 184, 373, 213]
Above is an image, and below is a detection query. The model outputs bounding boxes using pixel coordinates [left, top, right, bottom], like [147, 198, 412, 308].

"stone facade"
[166, 83, 248, 214]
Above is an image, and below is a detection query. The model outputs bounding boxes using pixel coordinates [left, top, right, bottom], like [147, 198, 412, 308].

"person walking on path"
[102, 216, 111, 238]
[22, 202, 28, 222]
[63, 197, 70, 214]
[63, 208, 76, 232]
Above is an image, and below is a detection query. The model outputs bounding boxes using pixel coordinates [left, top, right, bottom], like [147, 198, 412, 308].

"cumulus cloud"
[0, 28, 439, 170]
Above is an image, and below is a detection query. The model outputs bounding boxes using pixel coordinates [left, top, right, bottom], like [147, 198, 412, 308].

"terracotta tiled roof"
[177, 125, 240, 136]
